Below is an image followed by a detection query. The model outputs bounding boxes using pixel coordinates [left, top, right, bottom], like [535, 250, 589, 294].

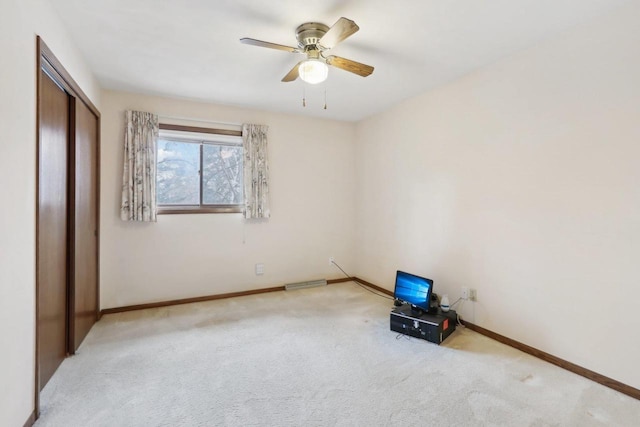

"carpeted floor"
[36, 282, 639, 426]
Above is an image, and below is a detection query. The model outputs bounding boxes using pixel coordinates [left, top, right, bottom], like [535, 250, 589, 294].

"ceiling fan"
[240, 17, 374, 84]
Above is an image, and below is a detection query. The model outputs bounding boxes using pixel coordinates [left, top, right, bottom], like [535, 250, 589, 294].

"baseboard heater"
[285, 279, 327, 291]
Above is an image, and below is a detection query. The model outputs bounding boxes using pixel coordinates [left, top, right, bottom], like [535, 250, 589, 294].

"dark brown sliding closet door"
[70, 100, 99, 352]
[37, 68, 70, 390]
[36, 38, 101, 400]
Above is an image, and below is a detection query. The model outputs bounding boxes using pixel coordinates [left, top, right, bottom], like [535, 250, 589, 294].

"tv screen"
[394, 270, 433, 312]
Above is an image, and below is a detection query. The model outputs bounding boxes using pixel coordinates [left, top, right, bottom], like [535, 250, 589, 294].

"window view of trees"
[157, 138, 243, 206]
[157, 140, 200, 205]
[202, 144, 243, 204]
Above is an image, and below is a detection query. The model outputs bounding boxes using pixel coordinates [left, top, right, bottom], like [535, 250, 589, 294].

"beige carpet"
[36, 282, 639, 426]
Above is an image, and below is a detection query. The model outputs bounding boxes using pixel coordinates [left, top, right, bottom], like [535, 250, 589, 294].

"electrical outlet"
[461, 286, 469, 300]
[469, 288, 477, 302]
[329, 257, 334, 266]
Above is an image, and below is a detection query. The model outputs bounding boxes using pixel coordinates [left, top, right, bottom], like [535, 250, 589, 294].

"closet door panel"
[37, 69, 70, 390]
[70, 100, 99, 352]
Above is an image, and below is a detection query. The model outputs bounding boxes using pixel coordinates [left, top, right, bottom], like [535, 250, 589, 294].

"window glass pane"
[202, 144, 244, 205]
[157, 139, 200, 205]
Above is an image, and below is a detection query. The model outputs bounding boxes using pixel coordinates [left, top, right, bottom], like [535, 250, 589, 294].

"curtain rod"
[157, 114, 242, 128]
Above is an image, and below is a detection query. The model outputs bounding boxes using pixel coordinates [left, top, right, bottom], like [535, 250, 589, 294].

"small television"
[393, 270, 433, 313]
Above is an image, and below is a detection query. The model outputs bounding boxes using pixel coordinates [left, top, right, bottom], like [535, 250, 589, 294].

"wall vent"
[285, 279, 327, 291]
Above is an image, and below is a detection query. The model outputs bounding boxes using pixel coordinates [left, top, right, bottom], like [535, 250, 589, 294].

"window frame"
[157, 123, 244, 215]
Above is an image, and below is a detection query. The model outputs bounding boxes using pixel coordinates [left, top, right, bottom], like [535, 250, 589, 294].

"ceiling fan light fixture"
[298, 59, 328, 84]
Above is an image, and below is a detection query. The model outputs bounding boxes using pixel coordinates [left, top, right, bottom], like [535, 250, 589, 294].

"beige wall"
[0, 0, 101, 425]
[355, 4, 640, 389]
[100, 90, 356, 308]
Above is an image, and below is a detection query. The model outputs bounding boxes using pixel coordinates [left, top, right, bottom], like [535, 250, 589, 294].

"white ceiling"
[50, 0, 629, 122]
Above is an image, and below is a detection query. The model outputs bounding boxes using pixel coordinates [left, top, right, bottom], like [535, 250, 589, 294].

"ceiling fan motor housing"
[296, 22, 329, 49]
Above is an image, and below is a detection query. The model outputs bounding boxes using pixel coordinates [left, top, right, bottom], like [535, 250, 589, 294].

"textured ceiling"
[50, 0, 629, 121]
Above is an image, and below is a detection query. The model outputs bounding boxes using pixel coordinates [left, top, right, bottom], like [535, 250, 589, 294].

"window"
[156, 124, 243, 214]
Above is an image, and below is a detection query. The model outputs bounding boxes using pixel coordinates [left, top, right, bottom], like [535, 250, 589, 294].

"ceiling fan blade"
[325, 55, 374, 77]
[282, 61, 303, 82]
[240, 38, 300, 53]
[319, 17, 359, 49]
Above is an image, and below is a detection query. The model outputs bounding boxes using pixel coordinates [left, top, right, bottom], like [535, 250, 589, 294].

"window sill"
[158, 205, 243, 215]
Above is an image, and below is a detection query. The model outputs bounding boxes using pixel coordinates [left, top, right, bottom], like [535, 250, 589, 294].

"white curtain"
[120, 110, 159, 222]
[242, 124, 270, 219]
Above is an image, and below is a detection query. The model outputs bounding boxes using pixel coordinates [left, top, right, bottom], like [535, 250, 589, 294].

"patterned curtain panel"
[120, 110, 159, 222]
[242, 124, 270, 219]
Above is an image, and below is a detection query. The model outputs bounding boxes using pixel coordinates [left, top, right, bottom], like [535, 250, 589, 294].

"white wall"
[355, 4, 640, 389]
[100, 91, 356, 308]
[0, 1, 101, 425]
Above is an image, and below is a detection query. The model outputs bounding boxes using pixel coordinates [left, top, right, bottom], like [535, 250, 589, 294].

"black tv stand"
[390, 304, 457, 344]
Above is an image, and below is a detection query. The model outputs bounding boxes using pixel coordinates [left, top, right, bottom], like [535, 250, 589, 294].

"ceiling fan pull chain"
[302, 84, 306, 107]
[324, 87, 327, 110]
